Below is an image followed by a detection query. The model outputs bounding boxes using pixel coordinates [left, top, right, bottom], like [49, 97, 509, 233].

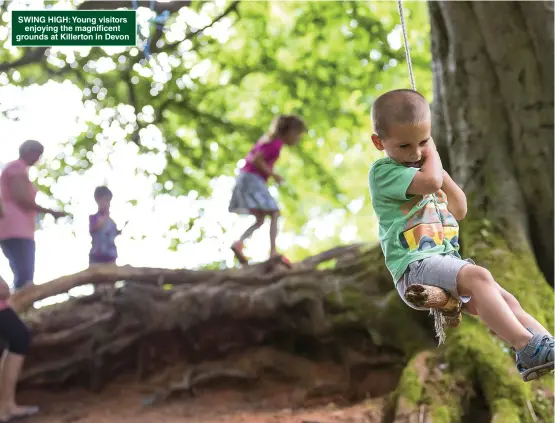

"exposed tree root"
[16, 245, 406, 390]
[9, 242, 552, 422]
[142, 347, 358, 408]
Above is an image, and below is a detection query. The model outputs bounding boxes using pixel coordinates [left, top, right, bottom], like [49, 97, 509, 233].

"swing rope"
[396, 1, 464, 345]
[397, 0, 416, 91]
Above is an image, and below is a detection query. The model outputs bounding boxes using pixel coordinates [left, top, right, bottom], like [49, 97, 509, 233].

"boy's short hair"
[371, 89, 431, 139]
[94, 186, 113, 200]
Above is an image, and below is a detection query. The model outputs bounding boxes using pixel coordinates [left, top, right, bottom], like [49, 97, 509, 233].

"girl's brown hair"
[261, 115, 307, 143]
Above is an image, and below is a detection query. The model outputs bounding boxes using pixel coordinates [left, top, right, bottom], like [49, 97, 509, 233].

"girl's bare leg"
[269, 211, 280, 257]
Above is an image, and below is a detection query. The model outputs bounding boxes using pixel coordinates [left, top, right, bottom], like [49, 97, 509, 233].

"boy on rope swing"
[368, 89, 554, 382]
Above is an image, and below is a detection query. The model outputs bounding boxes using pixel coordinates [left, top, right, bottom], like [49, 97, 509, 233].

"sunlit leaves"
[1, 0, 432, 257]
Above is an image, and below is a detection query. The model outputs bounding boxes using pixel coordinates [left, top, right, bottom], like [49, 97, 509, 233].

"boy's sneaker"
[515, 329, 554, 382]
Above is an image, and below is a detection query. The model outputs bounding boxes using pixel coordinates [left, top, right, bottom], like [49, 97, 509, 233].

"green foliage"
[0, 0, 432, 250]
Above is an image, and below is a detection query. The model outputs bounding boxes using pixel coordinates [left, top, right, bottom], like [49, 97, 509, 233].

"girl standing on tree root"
[229, 115, 306, 266]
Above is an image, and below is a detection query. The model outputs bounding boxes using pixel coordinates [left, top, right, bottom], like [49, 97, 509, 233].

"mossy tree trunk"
[391, 2, 554, 422]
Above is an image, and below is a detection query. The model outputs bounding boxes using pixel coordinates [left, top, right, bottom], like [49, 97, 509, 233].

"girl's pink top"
[241, 138, 284, 181]
[0, 159, 37, 240]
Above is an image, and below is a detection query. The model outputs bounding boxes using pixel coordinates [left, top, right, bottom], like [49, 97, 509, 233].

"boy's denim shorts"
[396, 254, 475, 310]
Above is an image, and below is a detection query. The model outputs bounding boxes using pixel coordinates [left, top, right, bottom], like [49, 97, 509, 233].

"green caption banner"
[11, 10, 136, 47]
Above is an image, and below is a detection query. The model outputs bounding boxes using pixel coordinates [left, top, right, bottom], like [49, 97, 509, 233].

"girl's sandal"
[270, 254, 292, 269]
[231, 241, 249, 265]
[280, 255, 292, 268]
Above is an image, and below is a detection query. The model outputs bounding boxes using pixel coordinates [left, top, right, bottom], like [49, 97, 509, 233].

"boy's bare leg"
[457, 265, 532, 350]
[497, 285, 552, 337]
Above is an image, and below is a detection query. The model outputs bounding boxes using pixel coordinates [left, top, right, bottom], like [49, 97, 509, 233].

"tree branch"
[76, 0, 190, 14]
[157, 0, 240, 53]
[0, 1, 193, 72]
[9, 254, 303, 313]
[0, 48, 48, 72]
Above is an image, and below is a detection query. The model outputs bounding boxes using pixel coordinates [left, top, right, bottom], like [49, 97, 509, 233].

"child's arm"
[406, 139, 444, 196]
[251, 152, 282, 183]
[116, 221, 128, 236]
[441, 170, 467, 220]
[90, 214, 109, 233]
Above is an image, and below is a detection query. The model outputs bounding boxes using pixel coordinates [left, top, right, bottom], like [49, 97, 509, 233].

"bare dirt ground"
[18, 375, 386, 423]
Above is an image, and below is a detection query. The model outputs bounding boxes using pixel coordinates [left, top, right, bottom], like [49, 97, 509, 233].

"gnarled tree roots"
[8, 243, 553, 422]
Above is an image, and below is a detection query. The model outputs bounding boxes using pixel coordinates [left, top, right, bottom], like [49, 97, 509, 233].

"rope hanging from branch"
[397, 0, 416, 91]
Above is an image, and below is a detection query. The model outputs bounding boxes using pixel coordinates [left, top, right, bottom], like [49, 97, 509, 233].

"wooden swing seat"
[405, 284, 463, 328]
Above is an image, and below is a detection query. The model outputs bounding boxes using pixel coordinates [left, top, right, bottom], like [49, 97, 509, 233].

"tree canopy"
[0, 0, 432, 260]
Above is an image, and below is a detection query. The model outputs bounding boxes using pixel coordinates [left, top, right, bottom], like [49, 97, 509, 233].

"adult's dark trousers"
[0, 238, 35, 290]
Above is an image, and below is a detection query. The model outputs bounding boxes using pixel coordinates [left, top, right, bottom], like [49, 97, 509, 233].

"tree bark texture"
[429, 0, 554, 285]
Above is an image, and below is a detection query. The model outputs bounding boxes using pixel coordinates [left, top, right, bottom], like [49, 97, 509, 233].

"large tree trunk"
[430, 0, 554, 285]
[390, 2, 554, 422]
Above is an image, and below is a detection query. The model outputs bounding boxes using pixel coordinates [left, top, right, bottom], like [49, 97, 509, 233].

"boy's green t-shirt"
[368, 157, 460, 284]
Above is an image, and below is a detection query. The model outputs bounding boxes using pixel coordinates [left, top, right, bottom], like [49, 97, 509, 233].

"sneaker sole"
[521, 361, 555, 382]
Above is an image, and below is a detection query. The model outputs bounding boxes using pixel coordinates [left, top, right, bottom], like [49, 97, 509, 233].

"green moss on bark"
[430, 406, 453, 423]
[442, 216, 555, 421]
[328, 288, 433, 356]
[394, 351, 467, 423]
[395, 356, 424, 404]
[489, 399, 521, 423]
[462, 217, 554, 332]
[445, 321, 526, 421]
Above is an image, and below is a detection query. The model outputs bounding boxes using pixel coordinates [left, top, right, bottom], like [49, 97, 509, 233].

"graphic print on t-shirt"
[399, 190, 459, 252]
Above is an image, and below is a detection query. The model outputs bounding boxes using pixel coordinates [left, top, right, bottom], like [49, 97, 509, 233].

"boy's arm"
[116, 220, 128, 236]
[441, 170, 467, 220]
[406, 140, 444, 196]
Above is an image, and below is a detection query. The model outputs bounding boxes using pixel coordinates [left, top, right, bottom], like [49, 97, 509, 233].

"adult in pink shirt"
[0, 140, 67, 290]
[228, 115, 306, 265]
